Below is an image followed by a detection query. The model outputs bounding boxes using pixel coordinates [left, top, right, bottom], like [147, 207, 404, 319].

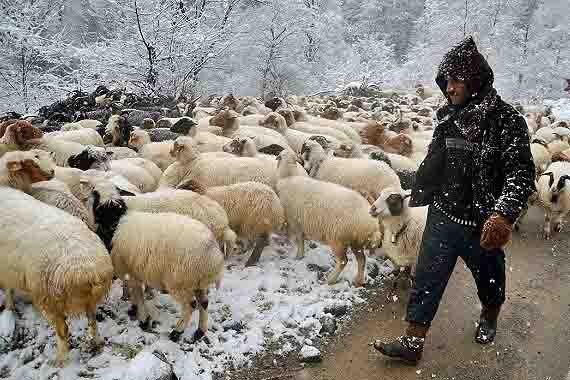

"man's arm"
[492, 113, 536, 224]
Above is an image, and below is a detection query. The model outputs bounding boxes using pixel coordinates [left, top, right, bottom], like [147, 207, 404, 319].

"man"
[373, 36, 536, 364]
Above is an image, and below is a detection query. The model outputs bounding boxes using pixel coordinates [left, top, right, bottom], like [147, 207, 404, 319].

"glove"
[480, 213, 512, 250]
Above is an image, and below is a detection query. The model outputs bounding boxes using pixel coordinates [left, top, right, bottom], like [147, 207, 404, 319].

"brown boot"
[475, 305, 501, 344]
[373, 322, 429, 364]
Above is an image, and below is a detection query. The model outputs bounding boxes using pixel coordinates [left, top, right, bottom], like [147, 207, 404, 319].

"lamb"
[128, 129, 175, 170]
[369, 187, 427, 293]
[259, 112, 341, 154]
[275, 149, 382, 287]
[0, 186, 113, 367]
[85, 180, 224, 343]
[301, 139, 401, 203]
[160, 136, 277, 189]
[536, 162, 570, 239]
[177, 179, 286, 266]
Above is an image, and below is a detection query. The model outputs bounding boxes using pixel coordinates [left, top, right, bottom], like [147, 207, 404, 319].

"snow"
[544, 98, 570, 120]
[0, 239, 393, 380]
[299, 345, 321, 361]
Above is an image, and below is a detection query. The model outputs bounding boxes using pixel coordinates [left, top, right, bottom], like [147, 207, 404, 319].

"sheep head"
[369, 187, 412, 218]
[3, 150, 56, 190]
[68, 146, 112, 171]
[0, 119, 20, 138]
[276, 149, 303, 173]
[221, 94, 240, 111]
[277, 109, 296, 127]
[128, 130, 150, 151]
[360, 121, 387, 146]
[264, 97, 285, 112]
[334, 143, 356, 158]
[259, 112, 287, 134]
[292, 109, 308, 122]
[106, 114, 132, 146]
[142, 118, 156, 130]
[170, 136, 199, 162]
[1, 121, 43, 145]
[300, 139, 326, 172]
[170, 117, 198, 135]
[210, 108, 239, 127]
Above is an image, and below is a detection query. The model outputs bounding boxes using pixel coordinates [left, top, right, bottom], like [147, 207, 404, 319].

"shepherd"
[373, 36, 536, 364]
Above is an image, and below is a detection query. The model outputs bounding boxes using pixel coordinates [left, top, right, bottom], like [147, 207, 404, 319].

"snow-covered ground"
[544, 97, 570, 119]
[0, 239, 394, 380]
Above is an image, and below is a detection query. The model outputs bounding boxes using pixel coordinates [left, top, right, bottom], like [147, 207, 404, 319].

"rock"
[124, 350, 177, 380]
[324, 304, 348, 317]
[306, 263, 329, 273]
[319, 316, 337, 335]
[19, 347, 34, 365]
[299, 345, 322, 363]
[222, 320, 245, 333]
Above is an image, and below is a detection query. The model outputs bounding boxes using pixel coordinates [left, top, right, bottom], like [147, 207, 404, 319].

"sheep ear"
[116, 186, 136, 196]
[5, 159, 23, 172]
[106, 151, 114, 156]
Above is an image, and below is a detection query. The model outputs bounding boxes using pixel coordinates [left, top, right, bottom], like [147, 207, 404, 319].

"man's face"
[446, 78, 469, 105]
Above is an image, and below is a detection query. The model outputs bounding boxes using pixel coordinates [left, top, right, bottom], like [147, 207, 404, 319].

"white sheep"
[275, 149, 382, 287]
[0, 186, 113, 367]
[536, 162, 570, 239]
[160, 136, 277, 189]
[23, 135, 86, 167]
[301, 139, 401, 203]
[176, 179, 286, 266]
[85, 180, 224, 343]
[369, 187, 428, 292]
[128, 129, 174, 170]
[117, 188, 237, 256]
[45, 128, 104, 146]
[530, 138, 552, 176]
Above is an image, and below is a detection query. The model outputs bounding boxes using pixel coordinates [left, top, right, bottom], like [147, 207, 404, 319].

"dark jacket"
[409, 37, 536, 226]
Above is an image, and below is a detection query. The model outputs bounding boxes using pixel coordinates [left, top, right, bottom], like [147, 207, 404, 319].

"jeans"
[406, 206, 506, 325]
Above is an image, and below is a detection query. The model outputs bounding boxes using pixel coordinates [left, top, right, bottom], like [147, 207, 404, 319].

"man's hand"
[480, 213, 512, 250]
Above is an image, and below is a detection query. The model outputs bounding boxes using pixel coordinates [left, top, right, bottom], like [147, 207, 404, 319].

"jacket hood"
[435, 36, 494, 102]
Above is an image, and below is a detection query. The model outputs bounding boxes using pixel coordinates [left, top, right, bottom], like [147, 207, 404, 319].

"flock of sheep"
[0, 86, 568, 368]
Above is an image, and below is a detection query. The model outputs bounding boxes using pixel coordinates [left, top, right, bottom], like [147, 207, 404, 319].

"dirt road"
[299, 206, 570, 380]
[230, 206, 570, 380]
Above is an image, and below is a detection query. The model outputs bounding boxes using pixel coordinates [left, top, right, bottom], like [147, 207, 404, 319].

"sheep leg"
[544, 211, 552, 240]
[1, 289, 15, 312]
[128, 280, 151, 330]
[121, 281, 130, 301]
[169, 290, 195, 342]
[245, 233, 269, 267]
[192, 289, 210, 344]
[50, 314, 69, 368]
[353, 248, 367, 287]
[327, 242, 348, 285]
[295, 234, 305, 259]
[86, 306, 103, 352]
[553, 212, 566, 233]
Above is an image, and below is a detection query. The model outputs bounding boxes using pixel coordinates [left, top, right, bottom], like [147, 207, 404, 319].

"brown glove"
[480, 213, 512, 250]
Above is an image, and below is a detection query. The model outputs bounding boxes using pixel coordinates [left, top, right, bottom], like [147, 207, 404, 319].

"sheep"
[128, 129, 174, 170]
[222, 137, 307, 176]
[359, 120, 414, 157]
[106, 114, 133, 146]
[274, 149, 382, 287]
[177, 179, 286, 266]
[23, 133, 87, 167]
[536, 162, 570, 239]
[45, 128, 104, 147]
[160, 136, 277, 189]
[209, 109, 291, 148]
[297, 116, 362, 143]
[300, 139, 401, 203]
[259, 112, 342, 154]
[114, 187, 237, 256]
[0, 186, 113, 367]
[369, 187, 428, 294]
[547, 140, 570, 155]
[67, 146, 160, 193]
[104, 146, 139, 160]
[530, 138, 552, 176]
[288, 120, 353, 143]
[85, 180, 224, 342]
